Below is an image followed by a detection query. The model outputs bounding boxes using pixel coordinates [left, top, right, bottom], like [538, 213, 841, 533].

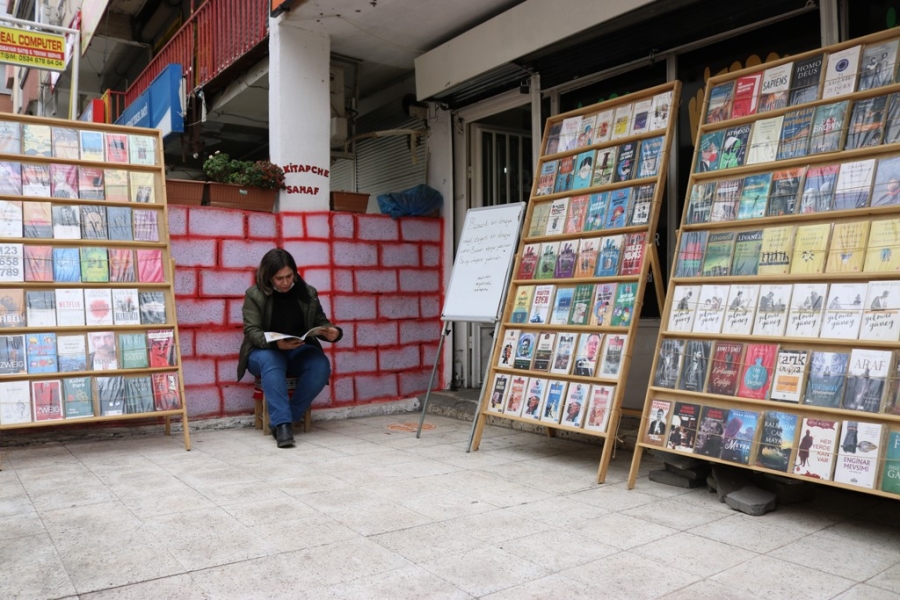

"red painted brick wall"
[168, 206, 445, 419]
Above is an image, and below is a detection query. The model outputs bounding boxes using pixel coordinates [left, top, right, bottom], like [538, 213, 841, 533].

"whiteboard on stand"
[441, 202, 526, 323]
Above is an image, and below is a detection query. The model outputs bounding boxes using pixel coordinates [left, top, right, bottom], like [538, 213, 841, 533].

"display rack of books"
[628, 29, 900, 499]
[469, 81, 682, 482]
[0, 114, 190, 463]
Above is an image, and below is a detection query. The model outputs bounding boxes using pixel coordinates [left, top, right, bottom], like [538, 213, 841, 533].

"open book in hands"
[264, 326, 331, 343]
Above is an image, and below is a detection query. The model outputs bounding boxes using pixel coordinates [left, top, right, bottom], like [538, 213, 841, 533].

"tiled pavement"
[1, 414, 899, 599]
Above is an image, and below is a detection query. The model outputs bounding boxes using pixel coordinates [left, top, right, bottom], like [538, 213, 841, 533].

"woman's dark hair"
[256, 248, 300, 295]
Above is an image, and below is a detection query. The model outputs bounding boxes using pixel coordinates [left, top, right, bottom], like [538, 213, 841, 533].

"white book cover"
[629, 98, 653, 137]
[112, 288, 140, 325]
[549, 332, 577, 375]
[794, 417, 839, 481]
[54, 288, 84, 327]
[521, 377, 549, 420]
[861, 280, 900, 342]
[540, 379, 568, 424]
[560, 382, 589, 427]
[584, 384, 614, 432]
[822, 45, 863, 99]
[833, 421, 883, 489]
[753, 283, 793, 337]
[503, 375, 528, 417]
[746, 116, 783, 165]
[528, 284, 555, 325]
[25, 290, 55, 327]
[544, 198, 569, 236]
[84, 288, 113, 327]
[558, 116, 583, 152]
[496, 329, 520, 369]
[691, 284, 729, 334]
[598, 334, 628, 379]
[57, 333, 86, 372]
[667, 284, 700, 333]
[823, 282, 866, 340]
[786, 282, 827, 338]
[0, 379, 31, 424]
[611, 103, 634, 140]
[0, 243, 23, 283]
[723, 284, 759, 335]
[833, 159, 875, 211]
[649, 91, 673, 131]
[487, 372, 511, 413]
[758, 62, 793, 110]
[51, 205, 81, 239]
[0, 200, 22, 237]
[770, 349, 808, 403]
[593, 109, 614, 144]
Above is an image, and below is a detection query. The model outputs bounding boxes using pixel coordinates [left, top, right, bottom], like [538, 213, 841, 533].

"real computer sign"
[0, 25, 65, 71]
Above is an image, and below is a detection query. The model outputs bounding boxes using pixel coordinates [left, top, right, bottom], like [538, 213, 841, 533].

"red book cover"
[619, 232, 647, 276]
[108, 248, 136, 283]
[706, 341, 744, 396]
[563, 195, 589, 233]
[152, 372, 181, 410]
[736, 343, 778, 400]
[147, 329, 176, 367]
[31, 380, 63, 421]
[23, 245, 53, 282]
[136, 249, 164, 283]
[730, 73, 762, 118]
[50, 164, 79, 198]
[517, 243, 539, 280]
[104, 133, 129, 163]
[78, 166, 105, 200]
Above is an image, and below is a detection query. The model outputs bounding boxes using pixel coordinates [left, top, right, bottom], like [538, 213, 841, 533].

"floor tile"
[868, 562, 900, 594]
[562, 551, 702, 598]
[0, 532, 77, 599]
[630, 531, 757, 577]
[709, 554, 855, 600]
[768, 531, 900, 582]
[322, 564, 473, 600]
[419, 545, 551, 597]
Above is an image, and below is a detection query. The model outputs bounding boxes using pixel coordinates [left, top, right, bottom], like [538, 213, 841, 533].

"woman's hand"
[276, 338, 303, 350]
[321, 327, 340, 342]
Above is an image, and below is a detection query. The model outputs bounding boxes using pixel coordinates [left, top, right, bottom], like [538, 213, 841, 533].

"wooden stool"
[253, 377, 312, 435]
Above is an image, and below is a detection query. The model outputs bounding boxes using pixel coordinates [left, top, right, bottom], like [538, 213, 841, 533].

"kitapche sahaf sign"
[0, 25, 65, 71]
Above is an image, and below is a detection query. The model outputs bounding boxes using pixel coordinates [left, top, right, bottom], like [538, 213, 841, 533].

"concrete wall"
[167, 205, 445, 419]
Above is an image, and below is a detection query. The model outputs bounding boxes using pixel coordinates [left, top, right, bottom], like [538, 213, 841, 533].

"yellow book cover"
[129, 171, 156, 203]
[510, 285, 534, 324]
[790, 223, 832, 274]
[864, 218, 900, 273]
[104, 169, 130, 202]
[826, 221, 870, 273]
[758, 225, 796, 275]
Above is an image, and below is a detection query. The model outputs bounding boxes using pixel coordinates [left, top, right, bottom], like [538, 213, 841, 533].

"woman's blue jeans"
[247, 345, 331, 428]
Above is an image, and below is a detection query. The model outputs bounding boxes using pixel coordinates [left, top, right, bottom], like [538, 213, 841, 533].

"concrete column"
[269, 17, 331, 212]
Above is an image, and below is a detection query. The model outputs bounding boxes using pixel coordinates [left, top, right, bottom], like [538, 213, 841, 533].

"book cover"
[636, 136, 663, 179]
[84, 288, 113, 326]
[767, 168, 805, 217]
[26, 331, 57, 374]
[885, 92, 900, 144]
[756, 410, 798, 472]
[583, 193, 608, 232]
[822, 282, 865, 340]
[535, 242, 559, 280]
[710, 178, 742, 223]
[497, 329, 519, 368]
[603, 188, 630, 229]
[23, 245, 52, 282]
[584, 384, 614, 433]
[594, 108, 614, 143]
[51, 205, 81, 239]
[718, 124, 751, 170]
[572, 332, 602, 377]
[808, 101, 849, 154]
[719, 408, 760, 465]
[527, 202, 551, 237]
[50, 126, 79, 159]
[487, 373, 510, 412]
[700, 231, 735, 277]
[132, 209, 159, 242]
[673, 230, 708, 278]
[861, 280, 900, 341]
[549, 332, 576, 376]
[63, 376, 93, 418]
[571, 153, 595, 191]
[97, 375, 126, 415]
[521, 377, 548, 420]
[31, 380, 63, 421]
[544, 198, 568, 236]
[22, 124, 51, 157]
[553, 156, 575, 194]
[137, 249, 164, 283]
[770, 349, 809, 403]
[0, 200, 22, 237]
[611, 103, 633, 140]
[80, 205, 108, 240]
[845, 95, 887, 150]
[598, 333, 627, 379]
[548, 285, 574, 325]
[513, 332, 536, 370]
[0, 120, 21, 153]
[119, 332, 148, 370]
[139, 291, 166, 325]
[629, 184, 655, 227]
[130, 171, 155, 203]
[786, 282, 827, 338]
[759, 62, 793, 112]
[80, 247, 109, 283]
[88, 331, 118, 371]
[510, 285, 534, 324]
[106, 206, 134, 241]
[692, 283, 728, 335]
[54, 288, 84, 327]
[654, 338, 684, 389]
[730, 72, 762, 118]
[643, 398, 671, 445]
[619, 232, 646, 276]
[864, 218, 900, 272]
[694, 405, 727, 458]
[574, 237, 599, 278]
[590, 147, 617, 187]
[881, 431, 900, 494]
[678, 339, 711, 393]
[558, 116, 583, 153]
[611, 283, 636, 327]
[745, 115, 783, 164]
[77, 166, 105, 200]
[668, 401, 700, 453]
[79, 130, 104, 161]
[0, 288, 25, 328]
[149, 374, 177, 411]
[667, 285, 699, 333]
[833, 421, 883, 489]
[804, 351, 850, 408]
[22, 201, 52, 238]
[594, 234, 623, 277]
[49, 163, 79, 199]
[834, 159, 875, 210]
[705, 81, 734, 123]
[842, 348, 892, 413]
[827, 221, 870, 274]
[541, 379, 568, 423]
[731, 229, 763, 276]
[128, 134, 157, 165]
[723, 284, 758, 335]
[57, 333, 86, 372]
[125, 375, 155, 414]
[790, 222, 831, 275]
[695, 129, 723, 173]
[589, 282, 616, 327]
[553, 240, 577, 278]
[564, 196, 589, 233]
[568, 283, 595, 326]
[859, 39, 900, 90]
[613, 142, 637, 183]
[797, 165, 839, 214]
[21, 163, 50, 196]
[579, 116, 599, 148]
[872, 155, 900, 207]
[757, 225, 795, 277]
[560, 382, 589, 427]
[528, 284, 555, 325]
[822, 45, 862, 99]
[735, 343, 778, 400]
[530, 332, 556, 372]
[629, 99, 652, 137]
[752, 283, 792, 337]
[776, 107, 815, 160]
[108, 248, 136, 283]
[0, 333, 26, 375]
[0, 161, 22, 196]
[0, 243, 23, 283]
[104, 133, 129, 163]
[503, 375, 528, 416]
[706, 340, 744, 397]
[544, 122, 562, 155]
[685, 181, 714, 225]
[535, 161, 558, 196]
[649, 91, 672, 131]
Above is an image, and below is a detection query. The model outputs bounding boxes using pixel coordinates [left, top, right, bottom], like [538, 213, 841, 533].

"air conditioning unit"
[330, 116, 347, 147]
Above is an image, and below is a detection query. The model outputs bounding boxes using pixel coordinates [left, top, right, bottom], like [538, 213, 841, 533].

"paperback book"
[776, 107, 815, 160]
[125, 375, 155, 414]
[668, 401, 700, 452]
[841, 348, 892, 413]
[572, 332, 602, 377]
[673, 230, 708, 278]
[63, 376, 93, 418]
[770, 349, 809, 403]
[758, 226, 796, 275]
[864, 218, 900, 272]
[667, 285, 699, 333]
[845, 95, 887, 150]
[550, 332, 576, 376]
[808, 101, 849, 154]
[0, 382, 32, 422]
[31, 380, 63, 421]
[530, 332, 556, 372]
[613, 142, 637, 183]
[573, 237, 598, 278]
[139, 291, 167, 324]
[871, 155, 900, 207]
[541, 379, 567, 423]
[746, 115, 782, 164]
[57, 334, 86, 372]
[822, 45, 862, 99]
[826, 220, 870, 273]
[692, 283, 728, 335]
[705, 81, 734, 123]
[719, 408, 759, 465]
[584, 384, 613, 433]
[790, 222, 831, 275]
[699, 231, 734, 277]
[731, 229, 762, 276]
[767, 168, 805, 217]
[654, 339, 685, 389]
[695, 129, 724, 173]
[797, 165, 839, 215]
[833, 159, 875, 211]
[554, 240, 577, 278]
[752, 283, 792, 337]
[544, 199, 568, 236]
[51, 126, 79, 159]
[629, 184, 654, 226]
[590, 282, 616, 327]
[152, 372, 180, 411]
[611, 283, 636, 327]
[513, 332, 536, 370]
[685, 181, 714, 225]
[497, 329, 519, 369]
[858, 39, 900, 91]
[97, 375, 126, 416]
[598, 334, 627, 379]
[718, 124, 751, 169]
[503, 375, 527, 416]
[758, 62, 792, 112]
[735, 343, 778, 400]
[594, 235, 623, 277]
[804, 351, 850, 408]
[591, 148, 617, 187]
[756, 410, 798, 472]
[710, 178, 742, 223]
[730, 73, 762, 118]
[822, 282, 866, 340]
[560, 382, 589, 426]
[528, 284, 554, 325]
[488, 373, 510, 413]
[0, 288, 25, 328]
[785, 282, 827, 338]
[54, 288, 84, 327]
[554, 156, 575, 193]
[644, 398, 671, 446]
[522, 377, 548, 420]
[833, 420, 883, 489]
[861, 280, 900, 341]
[694, 405, 727, 458]
[723, 284, 758, 335]
[705, 340, 743, 397]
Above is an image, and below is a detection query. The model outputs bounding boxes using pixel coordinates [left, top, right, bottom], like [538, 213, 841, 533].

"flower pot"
[330, 191, 370, 213]
[165, 179, 206, 206]
[207, 182, 277, 212]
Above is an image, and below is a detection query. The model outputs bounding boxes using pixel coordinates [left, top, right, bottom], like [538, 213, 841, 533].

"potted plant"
[203, 152, 286, 212]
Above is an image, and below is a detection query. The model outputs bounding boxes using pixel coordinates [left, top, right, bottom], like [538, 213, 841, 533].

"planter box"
[330, 191, 370, 213]
[207, 182, 277, 212]
[165, 179, 206, 206]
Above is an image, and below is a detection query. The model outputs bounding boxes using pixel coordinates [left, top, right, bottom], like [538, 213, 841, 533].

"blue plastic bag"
[377, 184, 442, 218]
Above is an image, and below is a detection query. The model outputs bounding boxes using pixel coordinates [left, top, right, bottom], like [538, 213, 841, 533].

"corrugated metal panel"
[330, 157, 354, 192]
[355, 110, 426, 196]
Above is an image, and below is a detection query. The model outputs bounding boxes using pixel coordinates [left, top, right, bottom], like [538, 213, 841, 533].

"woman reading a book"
[237, 248, 342, 448]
